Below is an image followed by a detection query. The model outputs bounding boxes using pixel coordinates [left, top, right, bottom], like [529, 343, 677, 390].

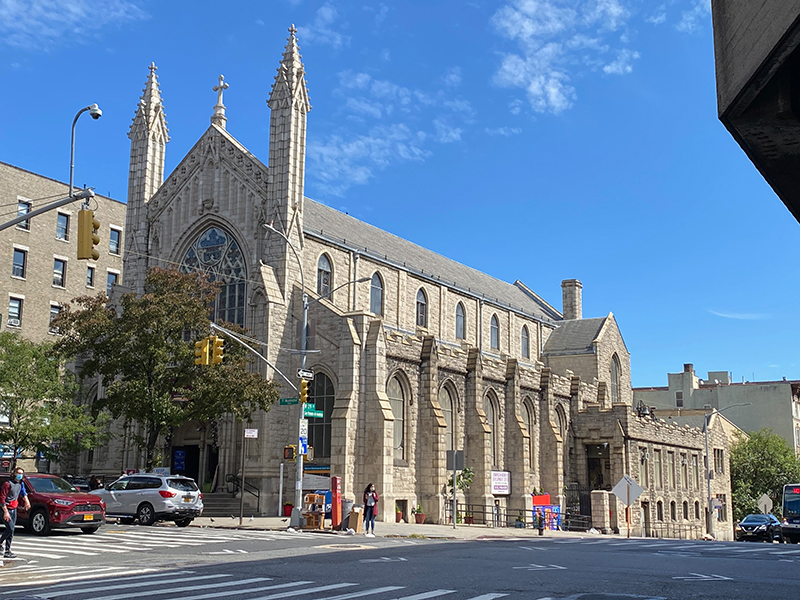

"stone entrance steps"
[201, 493, 250, 517]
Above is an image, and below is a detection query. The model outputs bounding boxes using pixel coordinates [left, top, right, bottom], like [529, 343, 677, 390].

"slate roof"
[303, 199, 562, 323]
[541, 317, 607, 356]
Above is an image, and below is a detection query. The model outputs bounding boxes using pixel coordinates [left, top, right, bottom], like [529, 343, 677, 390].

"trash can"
[349, 505, 364, 533]
[340, 498, 355, 530]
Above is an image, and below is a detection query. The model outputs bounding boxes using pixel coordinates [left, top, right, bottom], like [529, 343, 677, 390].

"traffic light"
[194, 337, 210, 366]
[300, 379, 308, 403]
[77, 209, 100, 260]
[211, 335, 224, 364]
[283, 445, 296, 460]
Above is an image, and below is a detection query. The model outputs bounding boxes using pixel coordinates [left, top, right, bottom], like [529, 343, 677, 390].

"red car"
[0, 473, 106, 535]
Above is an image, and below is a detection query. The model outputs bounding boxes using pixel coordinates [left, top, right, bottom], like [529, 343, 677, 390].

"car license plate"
[83, 514, 94, 521]
[183, 497, 193, 503]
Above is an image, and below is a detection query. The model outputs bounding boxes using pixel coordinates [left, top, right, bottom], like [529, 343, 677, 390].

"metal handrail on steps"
[225, 473, 261, 513]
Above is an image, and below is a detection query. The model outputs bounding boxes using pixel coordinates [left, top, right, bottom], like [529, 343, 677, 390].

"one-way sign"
[297, 368, 314, 380]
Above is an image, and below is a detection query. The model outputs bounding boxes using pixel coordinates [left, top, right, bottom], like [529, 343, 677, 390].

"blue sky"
[1, 0, 797, 387]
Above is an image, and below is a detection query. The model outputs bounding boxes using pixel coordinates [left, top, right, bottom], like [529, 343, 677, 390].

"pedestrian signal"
[77, 209, 100, 260]
[194, 337, 210, 366]
[283, 445, 296, 460]
[211, 335, 224, 364]
[305, 446, 314, 460]
[300, 379, 308, 403]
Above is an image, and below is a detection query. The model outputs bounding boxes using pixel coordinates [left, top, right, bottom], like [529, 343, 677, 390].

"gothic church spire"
[126, 62, 169, 295]
[268, 25, 311, 113]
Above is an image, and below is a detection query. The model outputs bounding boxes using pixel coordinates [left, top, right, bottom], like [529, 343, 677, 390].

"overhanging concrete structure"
[711, 2, 800, 222]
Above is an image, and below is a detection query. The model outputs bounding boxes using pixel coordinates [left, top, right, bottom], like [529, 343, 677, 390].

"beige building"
[0, 27, 730, 538]
[635, 363, 800, 451]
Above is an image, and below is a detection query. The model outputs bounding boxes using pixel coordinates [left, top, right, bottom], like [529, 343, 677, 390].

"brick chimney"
[561, 279, 583, 320]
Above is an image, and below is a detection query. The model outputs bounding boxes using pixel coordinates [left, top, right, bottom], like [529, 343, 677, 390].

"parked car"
[90, 474, 203, 527]
[0, 473, 106, 535]
[735, 513, 784, 542]
[59, 474, 91, 493]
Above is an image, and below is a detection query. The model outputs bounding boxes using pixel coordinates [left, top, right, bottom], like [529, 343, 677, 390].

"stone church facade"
[70, 27, 731, 536]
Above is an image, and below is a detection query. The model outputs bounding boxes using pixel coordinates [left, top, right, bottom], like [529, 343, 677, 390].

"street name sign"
[244, 428, 258, 439]
[280, 397, 300, 405]
[297, 368, 314, 380]
[303, 405, 323, 418]
[758, 493, 773, 514]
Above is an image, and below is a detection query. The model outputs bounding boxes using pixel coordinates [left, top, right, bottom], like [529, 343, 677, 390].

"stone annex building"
[1, 28, 732, 538]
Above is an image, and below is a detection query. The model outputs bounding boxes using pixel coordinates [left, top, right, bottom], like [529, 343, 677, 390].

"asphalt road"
[0, 526, 798, 600]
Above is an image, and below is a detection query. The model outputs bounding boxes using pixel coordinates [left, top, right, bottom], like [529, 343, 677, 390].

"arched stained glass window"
[523, 398, 535, 470]
[388, 376, 405, 460]
[484, 392, 498, 466]
[440, 386, 455, 452]
[370, 272, 383, 315]
[490, 315, 500, 350]
[416, 289, 427, 328]
[611, 354, 621, 403]
[521, 325, 530, 359]
[455, 303, 465, 340]
[317, 255, 332, 298]
[308, 372, 335, 459]
[181, 226, 246, 326]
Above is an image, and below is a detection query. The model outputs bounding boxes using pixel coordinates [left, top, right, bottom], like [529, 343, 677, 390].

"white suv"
[92, 474, 203, 527]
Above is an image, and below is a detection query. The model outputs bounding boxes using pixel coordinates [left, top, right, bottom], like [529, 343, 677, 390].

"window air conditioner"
[7, 318, 20, 327]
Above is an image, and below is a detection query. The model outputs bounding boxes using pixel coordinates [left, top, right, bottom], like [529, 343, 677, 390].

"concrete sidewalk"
[190, 515, 596, 540]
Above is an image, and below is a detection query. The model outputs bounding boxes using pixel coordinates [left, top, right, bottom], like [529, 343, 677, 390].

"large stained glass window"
[181, 227, 246, 326]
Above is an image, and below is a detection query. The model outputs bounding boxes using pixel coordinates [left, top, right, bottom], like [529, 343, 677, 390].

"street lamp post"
[704, 402, 751, 538]
[69, 103, 102, 202]
[263, 221, 368, 527]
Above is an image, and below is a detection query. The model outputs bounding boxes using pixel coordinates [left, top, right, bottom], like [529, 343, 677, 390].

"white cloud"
[603, 48, 640, 74]
[297, 3, 350, 49]
[307, 125, 430, 197]
[677, 0, 711, 33]
[255, 19, 265, 26]
[709, 310, 770, 321]
[509, 99, 524, 115]
[485, 127, 522, 136]
[646, 12, 667, 25]
[490, 0, 639, 114]
[0, 0, 147, 50]
[443, 67, 462, 88]
[308, 70, 475, 196]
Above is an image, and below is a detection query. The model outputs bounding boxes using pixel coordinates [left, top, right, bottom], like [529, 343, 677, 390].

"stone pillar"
[330, 315, 362, 502]
[591, 490, 611, 534]
[419, 336, 447, 523]
[539, 369, 565, 509]
[465, 348, 494, 520]
[360, 319, 395, 523]
[504, 359, 532, 520]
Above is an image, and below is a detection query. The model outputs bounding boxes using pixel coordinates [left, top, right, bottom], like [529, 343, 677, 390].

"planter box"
[414, 513, 426, 524]
[532, 494, 551, 506]
[464, 516, 474, 524]
[396, 512, 403, 523]
[283, 504, 294, 517]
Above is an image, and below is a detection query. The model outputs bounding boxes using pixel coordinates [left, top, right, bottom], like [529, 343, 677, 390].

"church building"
[71, 27, 731, 536]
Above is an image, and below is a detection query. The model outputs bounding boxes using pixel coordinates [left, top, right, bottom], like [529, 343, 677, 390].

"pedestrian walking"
[363, 483, 378, 537]
[0, 467, 30, 559]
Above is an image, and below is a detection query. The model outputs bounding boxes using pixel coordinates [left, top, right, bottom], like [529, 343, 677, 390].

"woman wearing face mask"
[0, 467, 30, 559]
[362, 483, 378, 537]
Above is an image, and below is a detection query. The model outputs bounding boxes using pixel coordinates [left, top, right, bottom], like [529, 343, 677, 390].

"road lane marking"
[247, 583, 358, 600]
[43, 574, 236, 598]
[11, 569, 192, 591]
[3, 549, 65, 559]
[461, 594, 508, 600]
[157, 581, 314, 600]
[673, 573, 733, 581]
[1, 568, 160, 587]
[314, 587, 405, 600]
[10, 542, 97, 556]
[512, 563, 567, 571]
[388, 591, 457, 600]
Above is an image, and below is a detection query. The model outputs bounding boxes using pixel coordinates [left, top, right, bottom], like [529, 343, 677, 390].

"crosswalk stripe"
[733, 546, 775, 553]
[770, 549, 800, 555]
[7, 549, 66, 559]
[19, 538, 129, 553]
[157, 581, 314, 600]
[128, 531, 239, 542]
[2, 568, 159, 588]
[73, 577, 269, 600]
[45, 574, 235, 598]
[17, 570, 193, 592]
[388, 590, 457, 600]
[462, 594, 508, 600]
[314, 586, 405, 600]
[248, 583, 359, 600]
[11, 542, 97, 556]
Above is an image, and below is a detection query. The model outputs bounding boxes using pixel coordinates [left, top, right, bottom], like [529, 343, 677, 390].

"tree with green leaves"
[0, 332, 108, 469]
[730, 428, 800, 521]
[52, 267, 280, 470]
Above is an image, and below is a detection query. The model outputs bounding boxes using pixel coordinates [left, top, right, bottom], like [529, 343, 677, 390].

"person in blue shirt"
[0, 467, 31, 559]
